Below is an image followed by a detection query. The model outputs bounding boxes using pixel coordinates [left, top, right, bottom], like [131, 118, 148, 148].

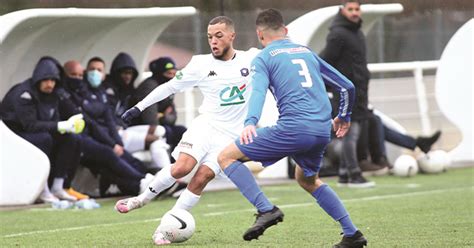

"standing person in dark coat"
[0, 57, 84, 203]
[132, 57, 187, 154]
[320, 0, 375, 188]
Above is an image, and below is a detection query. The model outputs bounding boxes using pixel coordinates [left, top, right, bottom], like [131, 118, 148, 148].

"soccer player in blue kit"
[218, 9, 367, 248]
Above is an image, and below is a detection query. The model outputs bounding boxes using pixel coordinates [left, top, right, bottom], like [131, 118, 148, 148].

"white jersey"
[136, 48, 260, 138]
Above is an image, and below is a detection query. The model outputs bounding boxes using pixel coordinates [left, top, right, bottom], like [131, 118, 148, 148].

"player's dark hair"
[256, 8, 285, 31]
[87, 56, 105, 67]
[342, 0, 361, 6]
[208, 16, 234, 29]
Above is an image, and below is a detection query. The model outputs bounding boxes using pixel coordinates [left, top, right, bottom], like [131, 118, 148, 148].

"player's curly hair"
[256, 8, 284, 31]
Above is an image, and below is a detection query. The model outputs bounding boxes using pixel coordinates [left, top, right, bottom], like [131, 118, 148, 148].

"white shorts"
[171, 115, 235, 178]
[119, 125, 149, 152]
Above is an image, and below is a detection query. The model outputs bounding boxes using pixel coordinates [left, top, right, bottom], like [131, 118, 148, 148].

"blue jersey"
[245, 39, 355, 137]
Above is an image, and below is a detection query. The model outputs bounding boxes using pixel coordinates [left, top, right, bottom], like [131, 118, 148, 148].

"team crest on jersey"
[240, 68, 249, 77]
[219, 83, 247, 106]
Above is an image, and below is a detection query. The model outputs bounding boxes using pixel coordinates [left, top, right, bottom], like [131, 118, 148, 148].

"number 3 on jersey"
[291, 59, 313, 88]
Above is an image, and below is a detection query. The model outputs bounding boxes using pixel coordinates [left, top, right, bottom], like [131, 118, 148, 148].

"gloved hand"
[121, 106, 141, 125]
[58, 114, 86, 134]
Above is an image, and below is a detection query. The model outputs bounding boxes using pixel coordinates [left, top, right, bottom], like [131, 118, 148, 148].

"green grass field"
[1, 167, 473, 247]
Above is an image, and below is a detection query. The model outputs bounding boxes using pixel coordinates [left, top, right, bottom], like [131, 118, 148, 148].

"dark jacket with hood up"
[1, 57, 62, 133]
[320, 9, 370, 121]
[131, 57, 178, 126]
[102, 52, 138, 127]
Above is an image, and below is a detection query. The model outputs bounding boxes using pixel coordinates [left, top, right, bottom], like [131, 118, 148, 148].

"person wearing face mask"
[61, 59, 154, 197]
[132, 57, 187, 154]
[0, 56, 84, 203]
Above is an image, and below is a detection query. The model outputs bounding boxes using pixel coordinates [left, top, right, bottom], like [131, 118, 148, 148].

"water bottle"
[51, 200, 73, 209]
[75, 199, 101, 210]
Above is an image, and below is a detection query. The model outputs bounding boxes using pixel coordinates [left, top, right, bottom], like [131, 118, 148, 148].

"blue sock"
[312, 184, 357, 236]
[223, 161, 273, 212]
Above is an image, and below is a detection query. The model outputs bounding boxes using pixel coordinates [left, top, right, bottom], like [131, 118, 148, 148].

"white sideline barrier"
[257, 4, 404, 179]
[435, 19, 473, 162]
[0, 121, 50, 206]
[0, 7, 197, 205]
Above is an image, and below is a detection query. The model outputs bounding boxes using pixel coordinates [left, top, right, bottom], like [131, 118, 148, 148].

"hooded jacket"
[131, 57, 177, 125]
[102, 52, 138, 127]
[320, 9, 370, 121]
[1, 57, 62, 133]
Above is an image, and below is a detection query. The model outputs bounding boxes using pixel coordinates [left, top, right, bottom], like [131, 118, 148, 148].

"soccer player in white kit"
[114, 16, 259, 245]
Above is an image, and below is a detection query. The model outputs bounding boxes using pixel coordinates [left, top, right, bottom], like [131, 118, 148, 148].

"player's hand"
[240, 125, 257, 145]
[121, 107, 141, 125]
[113, 144, 124, 157]
[333, 117, 350, 138]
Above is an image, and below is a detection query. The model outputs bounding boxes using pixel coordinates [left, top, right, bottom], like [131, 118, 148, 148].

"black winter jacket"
[1, 57, 62, 133]
[320, 10, 370, 121]
[131, 75, 177, 126]
[102, 52, 139, 127]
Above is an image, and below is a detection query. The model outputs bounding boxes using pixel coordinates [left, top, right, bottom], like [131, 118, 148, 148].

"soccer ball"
[392, 155, 418, 177]
[155, 209, 195, 243]
[417, 150, 451, 174]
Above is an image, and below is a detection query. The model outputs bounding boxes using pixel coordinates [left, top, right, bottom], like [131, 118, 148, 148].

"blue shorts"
[236, 126, 330, 177]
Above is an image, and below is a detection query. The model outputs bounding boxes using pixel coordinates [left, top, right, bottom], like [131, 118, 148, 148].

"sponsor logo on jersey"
[240, 68, 249, 77]
[208, 70, 217, 77]
[219, 83, 247, 106]
[175, 71, 183, 80]
[179, 141, 193, 149]
[269, 46, 311, 56]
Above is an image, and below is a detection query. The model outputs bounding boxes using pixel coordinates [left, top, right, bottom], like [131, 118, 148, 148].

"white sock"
[137, 165, 176, 202]
[42, 182, 52, 195]
[150, 140, 171, 169]
[51, 178, 64, 192]
[173, 189, 201, 211]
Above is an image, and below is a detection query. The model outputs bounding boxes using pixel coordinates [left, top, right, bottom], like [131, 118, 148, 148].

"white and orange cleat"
[114, 197, 144, 213]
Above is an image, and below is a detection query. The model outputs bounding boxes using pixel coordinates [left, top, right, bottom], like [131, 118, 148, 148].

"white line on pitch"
[2, 218, 161, 238]
[3, 186, 472, 238]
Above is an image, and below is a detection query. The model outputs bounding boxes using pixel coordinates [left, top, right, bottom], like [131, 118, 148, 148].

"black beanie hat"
[149, 57, 176, 76]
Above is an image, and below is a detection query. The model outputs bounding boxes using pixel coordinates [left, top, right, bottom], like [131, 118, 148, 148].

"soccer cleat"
[66, 188, 89, 200]
[115, 197, 145, 213]
[347, 173, 375, 189]
[337, 174, 349, 187]
[152, 231, 172, 245]
[333, 230, 367, 248]
[243, 206, 284, 241]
